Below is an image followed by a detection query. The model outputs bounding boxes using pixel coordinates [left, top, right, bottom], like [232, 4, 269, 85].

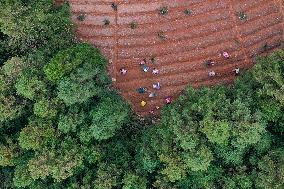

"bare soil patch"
[57, 0, 284, 116]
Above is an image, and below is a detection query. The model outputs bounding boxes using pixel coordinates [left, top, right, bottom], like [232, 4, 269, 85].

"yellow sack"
[140, 100, 147, 107]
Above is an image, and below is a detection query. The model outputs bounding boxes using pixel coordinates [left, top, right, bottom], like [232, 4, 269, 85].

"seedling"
[111, 3, 118, 11]
[238, 11, 248, 21]
[281, 40, 284, 49]
[159, 6, 168, 15]
[234, 39, 241, 46]
[77, 13, 86, 21]
[158, 31, 166, 40]
[103, 19, 110, 26]
[262, 43, 269, 52]
[150, 55, 157, 63]
[184, 9, 192, 15]
[130, 21, 138, 29]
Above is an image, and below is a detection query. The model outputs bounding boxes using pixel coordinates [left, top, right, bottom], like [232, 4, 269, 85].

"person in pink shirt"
[165, 97, 172, 104]
[222, 51, 230, 59]
[152, 68, 159, 75]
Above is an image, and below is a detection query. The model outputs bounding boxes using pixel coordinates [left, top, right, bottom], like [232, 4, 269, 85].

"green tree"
[28, 137, 84, 182]
[57, 107, 86, 134]
[49, 44, 110, 106]
[44, 43, 108, 82]
[15, 74, 47, 100]
[0, 167, 14, 189]
[88, 93, 130, 141]
[182, 145, 213, 172]
[2, 57, 25, 80]
[18, 118, 57, 150]
[13, 164, 33, 188]
[0, 0, 74, 55]
[0, 139, 18, 167]
[122, 172, 147, 189]
[33, 98, 60, 119]
[253, 51, 284, 105]
[93, 163, 121, 189]
[255, 149, 284, 189]
[0, 30, 10, 65]
[200, 118, 230, 145]
[0, 95, 25, 122]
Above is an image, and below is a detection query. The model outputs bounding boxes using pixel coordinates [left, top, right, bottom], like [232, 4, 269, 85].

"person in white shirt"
[120, 68, 127, 75]
[208, 71, 216, 77]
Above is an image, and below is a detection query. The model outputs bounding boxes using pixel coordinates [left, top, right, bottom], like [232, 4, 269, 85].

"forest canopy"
[0, 1, 284, 189]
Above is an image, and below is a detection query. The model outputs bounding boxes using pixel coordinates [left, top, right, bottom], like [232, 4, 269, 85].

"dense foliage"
[0, 1, 284, 189]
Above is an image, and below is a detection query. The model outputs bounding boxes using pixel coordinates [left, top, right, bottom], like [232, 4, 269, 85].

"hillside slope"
[56, 0, 284, 116]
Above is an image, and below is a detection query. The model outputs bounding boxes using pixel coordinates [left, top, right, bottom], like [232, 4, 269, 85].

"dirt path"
[56, 0, 284, 116]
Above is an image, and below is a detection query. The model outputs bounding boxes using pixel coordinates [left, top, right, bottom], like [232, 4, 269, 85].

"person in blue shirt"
[142, 65, 149, 72]
[137, 87, 147, 94]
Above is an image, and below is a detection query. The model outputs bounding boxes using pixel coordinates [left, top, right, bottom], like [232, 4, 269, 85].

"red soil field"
[56, 0, 284, 116]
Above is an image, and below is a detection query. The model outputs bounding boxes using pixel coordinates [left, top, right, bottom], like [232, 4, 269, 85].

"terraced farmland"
[56, 0, 284, 116]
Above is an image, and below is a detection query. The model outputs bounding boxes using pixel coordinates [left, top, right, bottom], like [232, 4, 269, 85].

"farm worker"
[208, 71, 216, 77]
[205, 59, 215, 66]
[142, 65, 149, 72]
[165, 97, 172, 104]
[153, 82, 161, 90]
[149, 92, 156, 98]
[141, 100, 147, 107]
[222, 51, 230, 59]
[152, 68, 159, 75]
[137, 87, 147, 94]
[119, 68, 127, 75]
[140, 59, 146, 65]
[233, 68, 240, 75]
